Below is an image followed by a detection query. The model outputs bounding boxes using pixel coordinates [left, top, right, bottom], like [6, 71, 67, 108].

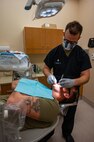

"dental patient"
[5, 78, 60, 129]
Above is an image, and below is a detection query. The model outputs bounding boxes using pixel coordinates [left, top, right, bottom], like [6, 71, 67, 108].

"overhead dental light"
[25, 0, 35, 10]
[25, 0, 65, 19]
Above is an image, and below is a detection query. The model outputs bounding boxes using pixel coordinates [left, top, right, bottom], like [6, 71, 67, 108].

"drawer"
[0, 83, 12, 95]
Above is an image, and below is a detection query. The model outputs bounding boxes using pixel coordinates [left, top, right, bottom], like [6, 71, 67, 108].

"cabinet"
[23, 27, 63, 54]
[0, 74, 12, 95]
[0, 83, 12, 95]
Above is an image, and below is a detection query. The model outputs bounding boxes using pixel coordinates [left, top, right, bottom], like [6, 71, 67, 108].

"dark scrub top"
[44, 44, 92, 103]
[44, 44, 92, 82]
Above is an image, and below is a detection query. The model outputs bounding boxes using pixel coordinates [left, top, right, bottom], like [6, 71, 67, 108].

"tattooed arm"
[7, 91, 40, 120]
[26, 96, 40, 120]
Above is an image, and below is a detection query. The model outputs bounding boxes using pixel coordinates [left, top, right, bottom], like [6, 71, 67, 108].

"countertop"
[0, 73, 44, 84]
[32, 73, 44, 78]
[0, 76, 12, 84]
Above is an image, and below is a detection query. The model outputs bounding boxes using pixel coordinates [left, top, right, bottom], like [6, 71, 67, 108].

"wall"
[0, 0, 78, 52]
[82, 49, 94, 106]
[78, 0, 94, 104]
[78, 0, 94, 48]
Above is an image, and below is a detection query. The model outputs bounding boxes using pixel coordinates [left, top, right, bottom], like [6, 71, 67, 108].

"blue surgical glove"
[47, 74, 57, 84]
[59, 78, 75, 88]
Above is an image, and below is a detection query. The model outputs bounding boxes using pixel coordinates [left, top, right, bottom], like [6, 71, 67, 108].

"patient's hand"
[12, 80, 19, 90]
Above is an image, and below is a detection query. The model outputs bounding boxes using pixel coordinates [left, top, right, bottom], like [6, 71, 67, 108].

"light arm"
[25, 0, 34, 10]
[74, 69, 91, 86]
[43, 64, 52, 77]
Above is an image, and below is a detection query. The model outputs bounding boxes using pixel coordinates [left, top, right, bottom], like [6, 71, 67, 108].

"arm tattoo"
[31, 99, 40, 113]
[26, 98, 40, 113]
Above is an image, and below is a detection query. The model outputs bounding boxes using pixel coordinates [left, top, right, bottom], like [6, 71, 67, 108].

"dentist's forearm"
[74, 75, 90, 86]
[43, 65, 51, 77]
[74, 69, 90, 86]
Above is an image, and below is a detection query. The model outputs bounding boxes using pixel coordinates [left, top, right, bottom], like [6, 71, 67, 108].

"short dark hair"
[65, 21, 83, 35]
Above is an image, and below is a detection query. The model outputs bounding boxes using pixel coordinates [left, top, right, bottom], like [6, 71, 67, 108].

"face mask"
[63, 39, 77, 51]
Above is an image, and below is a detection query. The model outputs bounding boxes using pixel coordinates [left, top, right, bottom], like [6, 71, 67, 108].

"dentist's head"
[63, 21, 83, 51]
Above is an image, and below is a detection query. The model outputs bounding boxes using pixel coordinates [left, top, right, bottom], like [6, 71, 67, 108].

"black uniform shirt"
[44, 44, 92, 82]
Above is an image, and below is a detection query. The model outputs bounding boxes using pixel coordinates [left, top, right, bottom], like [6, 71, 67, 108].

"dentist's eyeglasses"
[64, 39, 77, 46]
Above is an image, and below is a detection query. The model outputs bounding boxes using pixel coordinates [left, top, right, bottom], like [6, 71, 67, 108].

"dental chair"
[20, 117, 59, 142]
[0, 100, 59, 142]
[60, 85, 83, 116]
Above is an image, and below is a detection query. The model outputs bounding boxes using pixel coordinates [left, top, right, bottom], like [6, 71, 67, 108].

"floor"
[48, 99, 94, 142]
